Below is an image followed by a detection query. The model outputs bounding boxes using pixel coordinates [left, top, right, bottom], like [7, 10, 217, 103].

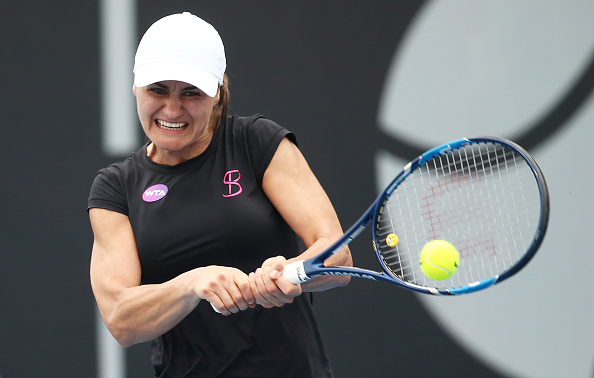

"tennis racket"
[283, 136, 550, 295]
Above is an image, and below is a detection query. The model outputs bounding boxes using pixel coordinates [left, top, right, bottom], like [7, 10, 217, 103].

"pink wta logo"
[142, 184, 168, 202]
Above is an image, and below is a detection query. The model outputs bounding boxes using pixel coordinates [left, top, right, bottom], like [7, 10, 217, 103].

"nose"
[163, 95, 183, 118]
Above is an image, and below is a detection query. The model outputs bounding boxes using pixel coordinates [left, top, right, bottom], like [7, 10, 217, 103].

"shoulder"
[96, 145, 147, 178]
[225, 114, 297, 146]
[88, 147, 146, 214]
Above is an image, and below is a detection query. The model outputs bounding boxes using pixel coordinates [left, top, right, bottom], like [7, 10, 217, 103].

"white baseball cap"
[133, 12, 226, 97]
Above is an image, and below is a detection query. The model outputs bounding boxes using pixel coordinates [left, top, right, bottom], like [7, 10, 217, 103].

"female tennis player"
[88, 12, 351, 377]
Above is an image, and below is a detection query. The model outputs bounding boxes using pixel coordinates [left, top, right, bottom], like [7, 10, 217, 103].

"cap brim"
[134, 62, 220, 97]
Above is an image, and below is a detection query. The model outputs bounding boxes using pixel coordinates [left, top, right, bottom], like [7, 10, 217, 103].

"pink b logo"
[223, 170, 242, 197]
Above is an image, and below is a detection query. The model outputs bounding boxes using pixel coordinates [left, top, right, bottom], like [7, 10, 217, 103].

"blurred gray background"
[1, 1, 593, 377]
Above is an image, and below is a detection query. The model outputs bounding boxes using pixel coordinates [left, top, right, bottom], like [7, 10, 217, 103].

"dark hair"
[209, 74, 230, 130]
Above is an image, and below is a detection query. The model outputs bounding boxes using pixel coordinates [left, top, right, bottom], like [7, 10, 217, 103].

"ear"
[133, 85, 137, 97]
[214, 87, 220, 103]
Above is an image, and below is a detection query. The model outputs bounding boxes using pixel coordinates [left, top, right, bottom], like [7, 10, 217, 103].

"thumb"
[269, 268, 281, 279]
[268, 257, 287, 279]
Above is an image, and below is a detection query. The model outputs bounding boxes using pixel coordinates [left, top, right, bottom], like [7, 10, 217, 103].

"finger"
[249, 271, 268, 307]
[205, 277, 244, 314]
[221, 273, 257, 313]
[273, 276, 302, 299]
[210, 301, 222, 314]
[261, 266, 288, 307]
[202, 290, 231, 316]
[265, 264, 302, 302]
[269, 258, 287, 278]
[237, 275, 256, 308]
[253, 268, 279, 308]
[261, 255, 286, 269]
[231, 276, 255, 311]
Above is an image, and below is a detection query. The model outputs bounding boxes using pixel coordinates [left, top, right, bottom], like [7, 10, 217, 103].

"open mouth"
[156, 119, 188, 131]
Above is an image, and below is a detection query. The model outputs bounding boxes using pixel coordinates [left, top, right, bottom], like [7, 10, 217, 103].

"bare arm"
[250, 137, 353, 307]
[89, 208, 255, 347]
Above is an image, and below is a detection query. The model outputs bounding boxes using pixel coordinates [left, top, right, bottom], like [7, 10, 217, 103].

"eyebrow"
[154, 82, 198, 91]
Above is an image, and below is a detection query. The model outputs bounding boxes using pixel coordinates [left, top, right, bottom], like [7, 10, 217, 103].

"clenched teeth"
[156, 120, 188, 130]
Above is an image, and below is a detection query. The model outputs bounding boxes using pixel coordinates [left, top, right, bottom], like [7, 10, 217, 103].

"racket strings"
[376, 142, 542, 290]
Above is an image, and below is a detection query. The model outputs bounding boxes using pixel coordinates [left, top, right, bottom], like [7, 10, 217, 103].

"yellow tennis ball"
[386, 233, 399, 247]
[420, 240, 459, 281]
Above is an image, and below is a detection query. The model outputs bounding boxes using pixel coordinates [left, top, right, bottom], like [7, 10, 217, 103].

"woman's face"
[134, 80, 219, 165]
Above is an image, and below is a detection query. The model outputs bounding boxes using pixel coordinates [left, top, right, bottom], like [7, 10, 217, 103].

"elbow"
[335, 275, 351, 287]
[115, 335, 135, 349]
[104, 316, 136, 348]
[110, 327, 135, 349]
[327, 247, 353, 287]
[302, 274, 350, 292]
[336, 250, 353, 286]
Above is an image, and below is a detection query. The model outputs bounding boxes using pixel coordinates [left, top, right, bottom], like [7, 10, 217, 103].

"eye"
[182, 90, 202, 97]
[148, 87, 167, 95]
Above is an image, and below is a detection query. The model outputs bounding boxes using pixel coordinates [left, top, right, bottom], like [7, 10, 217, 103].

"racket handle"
[212, 261, 308, 313]
[210, 302, 221, 313]
[283, 260, 310, 284]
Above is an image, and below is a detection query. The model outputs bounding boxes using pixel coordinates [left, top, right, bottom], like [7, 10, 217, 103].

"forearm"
[90, 209, 254, 345]
[100, 272, 199, 347]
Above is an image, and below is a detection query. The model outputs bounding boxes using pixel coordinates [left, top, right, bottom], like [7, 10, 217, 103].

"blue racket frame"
[287, 137, 550, 295]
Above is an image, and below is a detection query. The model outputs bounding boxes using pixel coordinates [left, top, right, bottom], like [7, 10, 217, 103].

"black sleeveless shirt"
[88, 115, 333, 377]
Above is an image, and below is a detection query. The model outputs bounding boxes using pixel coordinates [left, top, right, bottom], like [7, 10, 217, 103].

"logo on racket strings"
[142, 184, 168, 202]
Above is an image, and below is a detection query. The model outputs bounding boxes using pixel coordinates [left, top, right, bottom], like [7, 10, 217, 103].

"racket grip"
[210, 302, 221, 313]
[283, 260, 310, 284]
